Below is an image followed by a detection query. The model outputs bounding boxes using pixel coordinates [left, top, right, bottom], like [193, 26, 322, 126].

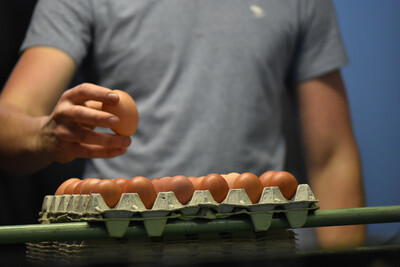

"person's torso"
[84, 0, 300, 179]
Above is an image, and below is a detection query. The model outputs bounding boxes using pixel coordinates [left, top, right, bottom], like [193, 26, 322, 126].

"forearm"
[297, 71, 366, 249]
[308, 142, 366, 249]
[309, 141, 364, 209]
[0, 104, 51, 174]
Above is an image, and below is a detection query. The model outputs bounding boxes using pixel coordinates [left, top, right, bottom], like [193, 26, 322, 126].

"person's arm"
[0, 46, 131, 175]
[297, 70, 366, 249]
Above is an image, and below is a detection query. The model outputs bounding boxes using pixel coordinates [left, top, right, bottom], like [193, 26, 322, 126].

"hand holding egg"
[45, 83, 134, 163]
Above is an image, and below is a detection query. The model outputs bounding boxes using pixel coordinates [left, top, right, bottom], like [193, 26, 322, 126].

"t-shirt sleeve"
[291, 0, 348, 83]
[20, 0, 93, 66]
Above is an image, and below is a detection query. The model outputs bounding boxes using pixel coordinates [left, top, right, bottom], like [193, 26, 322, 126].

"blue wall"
[333, 0, 400, 240]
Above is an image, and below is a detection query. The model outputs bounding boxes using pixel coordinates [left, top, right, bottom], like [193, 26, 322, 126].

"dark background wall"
[0, 1, 36, 87]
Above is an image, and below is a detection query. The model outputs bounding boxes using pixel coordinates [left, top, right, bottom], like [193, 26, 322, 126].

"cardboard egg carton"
[39, 184, 318, 237]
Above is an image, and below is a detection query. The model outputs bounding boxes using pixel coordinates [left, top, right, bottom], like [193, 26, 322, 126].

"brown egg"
[150, 178, 161, 192]
[189, 176, 204, 191]
[222, 172, 240, 189]
[260, 171, 298, 200]
[102, 90, 139, 136]
[114, 177, 129, 192]
[259, 171, 276, 187]
[164, 175, 195, 204]
[199, 173, 229, 203]
[80, 178, 101, 195]
[153, 176, 172, 193]
[233, 172, 263, 204]
[124, 176, 157, 209]
[72, 178, 96, 194]
[62, 179, 82, 195]
[187, 176, 197, 182]
[55, 178, 80, 195]
[90, 179, 122, 208]
[72, 179, 86, 195]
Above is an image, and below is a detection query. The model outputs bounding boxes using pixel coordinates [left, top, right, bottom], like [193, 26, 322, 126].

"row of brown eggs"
[55, 171, 298, 209]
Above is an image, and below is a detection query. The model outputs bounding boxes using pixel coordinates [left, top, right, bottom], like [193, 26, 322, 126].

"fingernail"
[108, 117, 119, 127]
[122, 137, 131, 147]
[108, 93, 119, 103]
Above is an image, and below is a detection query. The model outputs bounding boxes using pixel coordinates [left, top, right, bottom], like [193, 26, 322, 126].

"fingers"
[58, 142, 128, 162]
[56, 104, 119, 128]
[62, 83, 119, 105]
[52, 126, 131, 162]
[75, 143, 128, 159]
[80, 100, 103, 129]
[53, 83, 122, 128]
[53, 123, 131, 147]
[84, 100, 102, 110]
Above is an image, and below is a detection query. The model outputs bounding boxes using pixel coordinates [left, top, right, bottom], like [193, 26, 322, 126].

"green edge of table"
[0, 205, 399, 244]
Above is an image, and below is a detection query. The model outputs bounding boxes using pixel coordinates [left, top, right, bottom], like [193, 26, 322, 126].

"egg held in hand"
[102, 90, 139, 136]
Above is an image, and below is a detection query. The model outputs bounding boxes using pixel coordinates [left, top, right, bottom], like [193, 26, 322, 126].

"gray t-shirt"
[21, 0, 348, 180]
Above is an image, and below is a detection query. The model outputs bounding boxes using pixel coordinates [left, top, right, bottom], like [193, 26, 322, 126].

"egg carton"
[39, 184, 317, 237]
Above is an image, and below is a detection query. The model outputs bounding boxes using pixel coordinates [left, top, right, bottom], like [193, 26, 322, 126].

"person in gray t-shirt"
[0, 0, 365, 249]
